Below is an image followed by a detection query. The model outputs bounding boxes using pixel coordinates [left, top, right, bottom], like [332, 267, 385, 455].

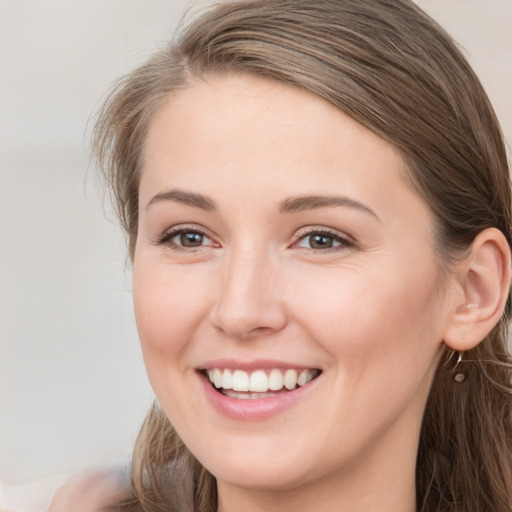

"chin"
[207, 458, 312, 492]
[187, 435, 325, 492]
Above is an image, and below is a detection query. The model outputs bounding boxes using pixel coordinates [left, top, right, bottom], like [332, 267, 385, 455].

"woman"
[50, 1, 512, 511]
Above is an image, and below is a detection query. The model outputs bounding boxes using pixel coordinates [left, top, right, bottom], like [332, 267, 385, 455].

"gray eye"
[178, 232, 205, 247]
[298, 233, 344, 250]
[295, 229, 353, 251]
[308, 234, 335, 249]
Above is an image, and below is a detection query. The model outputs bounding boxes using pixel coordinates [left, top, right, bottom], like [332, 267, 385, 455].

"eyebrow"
[279, 195, 378, 219]
[146, 189, 217, 211]
[146, 188, 378, 219]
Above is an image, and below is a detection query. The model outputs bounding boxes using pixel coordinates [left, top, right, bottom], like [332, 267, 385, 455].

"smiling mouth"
[202, 368, 322, 399]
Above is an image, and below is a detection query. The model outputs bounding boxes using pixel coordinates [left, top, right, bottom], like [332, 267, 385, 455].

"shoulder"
[47, 468, 131, 512]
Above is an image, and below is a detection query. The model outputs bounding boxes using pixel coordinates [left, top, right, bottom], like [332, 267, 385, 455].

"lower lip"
[198, 372, 319, 421]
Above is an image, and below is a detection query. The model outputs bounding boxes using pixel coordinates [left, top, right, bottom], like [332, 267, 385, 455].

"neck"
[218, 475, 416, 512]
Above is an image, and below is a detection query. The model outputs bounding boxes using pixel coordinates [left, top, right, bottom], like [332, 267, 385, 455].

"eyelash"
[152, 227, 217, 251]
[294, 228, 356, 251]
[152, 227, 356, 252]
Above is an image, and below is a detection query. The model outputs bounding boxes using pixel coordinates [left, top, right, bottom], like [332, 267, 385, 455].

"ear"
[443, 228, 511, 352]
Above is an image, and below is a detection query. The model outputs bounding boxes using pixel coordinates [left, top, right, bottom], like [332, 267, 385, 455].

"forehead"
[140, 73, 426, 224]
[145, 73, 391, 152]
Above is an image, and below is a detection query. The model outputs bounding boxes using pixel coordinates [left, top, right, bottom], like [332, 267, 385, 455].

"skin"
[132, 73, 461, 512]
[48, 73, 511, 511]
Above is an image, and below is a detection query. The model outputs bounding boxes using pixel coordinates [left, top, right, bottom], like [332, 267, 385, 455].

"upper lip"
[198, 359, 321, 372]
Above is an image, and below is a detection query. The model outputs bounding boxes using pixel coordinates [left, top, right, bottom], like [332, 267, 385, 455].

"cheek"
[131, 261, 214, 419]
[289, 263, 443, 371]
[288, 266, 444, 450]
[132, 259, 211, 361]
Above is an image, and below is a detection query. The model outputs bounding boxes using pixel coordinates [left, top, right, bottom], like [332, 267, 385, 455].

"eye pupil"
[180, 232, 204, 247]
[310, 234, 333, 249]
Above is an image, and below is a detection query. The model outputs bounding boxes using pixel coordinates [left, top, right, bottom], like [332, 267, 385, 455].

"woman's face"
[133, 75, 454, 493]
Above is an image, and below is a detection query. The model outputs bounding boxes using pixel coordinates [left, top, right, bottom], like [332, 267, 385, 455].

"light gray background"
[1, 0, 511, 489]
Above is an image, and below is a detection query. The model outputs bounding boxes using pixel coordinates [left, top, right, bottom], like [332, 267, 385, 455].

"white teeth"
[284, 369, 298, 390]
[297, 369, 314, 387]
[205, 367, 319, 395]
[222, 369, 233, 390]
[213, 368, 223, 389]
[268, 369, 284, 391]
[232, 370, 250, 391]
[249, 370, 268, 392]
[224, 390, 278, 399]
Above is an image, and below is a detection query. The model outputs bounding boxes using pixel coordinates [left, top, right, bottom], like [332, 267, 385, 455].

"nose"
[209, 248, 288, 341]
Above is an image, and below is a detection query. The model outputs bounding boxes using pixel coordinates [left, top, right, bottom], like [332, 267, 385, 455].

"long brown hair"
[94, 1, 512, 511]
